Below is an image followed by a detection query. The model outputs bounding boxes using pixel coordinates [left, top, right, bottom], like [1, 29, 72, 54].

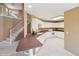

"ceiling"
[25, 3, 79, 20]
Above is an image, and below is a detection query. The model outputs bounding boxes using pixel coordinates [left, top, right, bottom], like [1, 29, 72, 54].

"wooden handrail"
[37, 28, 64, 32]
[10, 20, 24, 30]
[32, 15, 64, 23]
[39, 28, 64, 29]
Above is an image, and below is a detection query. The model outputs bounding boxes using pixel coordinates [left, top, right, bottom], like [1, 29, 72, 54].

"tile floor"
[36, 37, 75, 56]
[0, 32, 75, 56]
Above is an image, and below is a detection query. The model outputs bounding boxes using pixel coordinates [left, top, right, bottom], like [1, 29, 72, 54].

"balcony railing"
[0, 4, 23, 19]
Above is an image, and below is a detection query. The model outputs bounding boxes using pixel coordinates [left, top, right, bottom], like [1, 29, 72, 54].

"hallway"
[0, 32, 74, 56]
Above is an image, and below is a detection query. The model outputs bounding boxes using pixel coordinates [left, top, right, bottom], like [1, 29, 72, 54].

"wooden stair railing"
[10, 20, 23, 30]
[9, 19, 24, 43]
[10, 19, 24, 34]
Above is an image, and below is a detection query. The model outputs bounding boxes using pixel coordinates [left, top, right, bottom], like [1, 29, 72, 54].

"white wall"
[41, 22, 64, 28]
[31, 18, 43, 31]
[31, 18, 64, 31]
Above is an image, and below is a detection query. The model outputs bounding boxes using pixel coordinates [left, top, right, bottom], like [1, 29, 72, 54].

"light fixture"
[28, 4, 32, 9]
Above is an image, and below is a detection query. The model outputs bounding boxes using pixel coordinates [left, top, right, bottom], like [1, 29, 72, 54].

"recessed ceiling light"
[28, 4, 32, 8]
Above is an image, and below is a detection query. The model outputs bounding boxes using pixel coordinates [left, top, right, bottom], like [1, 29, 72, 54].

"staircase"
[0, 4, 24, 45]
